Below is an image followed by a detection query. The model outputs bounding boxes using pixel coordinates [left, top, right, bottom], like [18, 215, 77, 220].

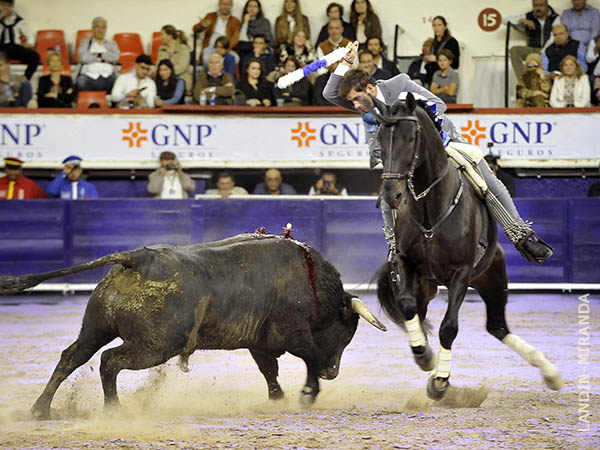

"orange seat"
[114, 33, 144, 74]
[74, 30, 93, 64]
[77, 91, 109, 109]
[150, 31, 162, 64]
[36, 30, 71, 76]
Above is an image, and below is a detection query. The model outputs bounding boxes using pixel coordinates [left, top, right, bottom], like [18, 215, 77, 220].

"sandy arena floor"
[0, 291, 598, 449]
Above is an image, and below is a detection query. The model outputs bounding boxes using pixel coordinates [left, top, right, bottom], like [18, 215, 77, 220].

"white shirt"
[0, 12, 32, 45]
[81, 41, 114, 79]
[160, 171, 184, 198]
[71, 181, 78, 200]
[209, 14, 229, 47]
[110, 71, 157, 108]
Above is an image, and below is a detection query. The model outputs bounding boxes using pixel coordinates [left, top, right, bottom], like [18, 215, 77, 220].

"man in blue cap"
[47, 155, 99, 199]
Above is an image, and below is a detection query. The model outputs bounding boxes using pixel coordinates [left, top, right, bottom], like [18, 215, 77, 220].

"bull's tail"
[0, 252, 136, 294]
[376, 263, 432, 334]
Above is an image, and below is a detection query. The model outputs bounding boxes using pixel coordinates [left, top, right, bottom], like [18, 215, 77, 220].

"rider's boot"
[479, 161, 553, 264]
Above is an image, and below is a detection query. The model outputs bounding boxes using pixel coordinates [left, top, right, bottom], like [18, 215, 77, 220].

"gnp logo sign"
[0, 123, 42, 146]
[121, 121, 213, 148]
[290, 120, 367, 147]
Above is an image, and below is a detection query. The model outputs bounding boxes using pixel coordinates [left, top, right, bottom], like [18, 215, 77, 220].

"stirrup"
[515, 230, 554, 264]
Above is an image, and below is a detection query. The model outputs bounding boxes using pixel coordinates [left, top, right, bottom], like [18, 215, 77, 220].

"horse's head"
[365, 92, 421, 208]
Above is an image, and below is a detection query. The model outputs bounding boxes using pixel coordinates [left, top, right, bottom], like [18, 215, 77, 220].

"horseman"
[323, 41, 552, 265]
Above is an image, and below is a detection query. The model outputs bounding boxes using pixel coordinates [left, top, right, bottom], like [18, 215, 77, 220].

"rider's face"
[346, 84, 377, 112]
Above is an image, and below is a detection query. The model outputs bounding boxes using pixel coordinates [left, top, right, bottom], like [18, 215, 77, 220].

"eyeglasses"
[527, 63, 540, 68]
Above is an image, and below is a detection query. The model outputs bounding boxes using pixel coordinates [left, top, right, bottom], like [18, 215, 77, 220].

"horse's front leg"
[390, 257, 435, 372]
[427, 267, 470, 400]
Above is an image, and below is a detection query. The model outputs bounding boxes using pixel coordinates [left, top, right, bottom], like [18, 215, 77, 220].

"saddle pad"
[445, 143, 488, 198]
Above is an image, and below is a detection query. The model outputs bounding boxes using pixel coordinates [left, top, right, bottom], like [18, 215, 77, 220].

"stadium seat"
[73, 30, 93, 64]
[114, 33, 144, 73]
[77, 91, 109, 109]
[150, 31, 161, 64]
[36, 30, 71, 76]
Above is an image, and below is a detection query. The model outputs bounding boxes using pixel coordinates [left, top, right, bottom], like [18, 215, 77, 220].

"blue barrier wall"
[1, 198, 599, 284]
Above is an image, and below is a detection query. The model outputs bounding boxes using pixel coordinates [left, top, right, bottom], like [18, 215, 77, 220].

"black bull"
[0, 233, 386, 420]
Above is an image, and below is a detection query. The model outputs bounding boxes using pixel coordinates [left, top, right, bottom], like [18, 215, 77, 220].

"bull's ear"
[340, 292, 354, 319]
[405, 92, 417, 114]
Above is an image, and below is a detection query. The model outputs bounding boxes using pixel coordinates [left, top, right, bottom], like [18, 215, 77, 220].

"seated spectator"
[154, 59, 185, 107]
[110, 54, 156, 108]
[560, 0, 600, 48]
[193, 0, 240, 63]
[239, 0, 274, 48]
[214, 36, 237, 79]
[316, 19, 351, 76]
[367, 36, 399, 77]
[0, 51, 31, 106]
[550, 54, 591, 107]
[0, 0, 39, 80]
[238, 58, 274, 106]
[359, 49, 391, 81]
[312, 71, 332, 106]
[350, 0, 381, 48]
[275, 0, 311, 48]
[278, 28, 317, 68]
[407, 38, 434, 87]
[205, 171, 248, 198]
[253, 168, 297, 195]
[315, 3, 355, 47]
[158, 25, 192, 91]
[516, 52, 551, 107]
[76, 17, 120, 92]
[274, 56, 311, 105]
[586, 34, 600, 83]
[147, 151, 196, 199]
[504, 0, 560, 79]
[37, 51, 76, 108]
[0, 157, 46, 199]
[593, 72, 600, 104]
[543, 24, 588, 79]
[239, 34, 275, 77]
[429, 49, 459, 104]
[193, 53, 235, 105]
[46, 156, 98, 199]
[309, 171, 347, 196]
[484, 154, 515, 197]
[424, 16, 460, 87]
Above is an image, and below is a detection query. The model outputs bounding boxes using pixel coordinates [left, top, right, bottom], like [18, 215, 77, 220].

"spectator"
[240, 34, 275, 77]
[76, 16, 120, 92]
[205, 172, 248, 198]
[484, 154, 515, 197]
[560, 0, 600, 47]
[429, 49, 459, 104]
[407, 38, 434, 87]
[275, 0, 311, 48]
[316, 19, 351, 76]
[594, 71, 600, 104]
[238, 58, 274, 106]
[193, 53, 235, 105]
[309, 171, 348, 196]
[315, 2, 355, 47]
[274, 56, 311, 105]
[586, 34, 600, 82]
[46, 156, 99, 199]
[550, 54, 591, 106]
[278, 28, 317, 68]
[214, 36, 237, 79]
[367, 36, 399, 77]
[147, 151, 196, 199]
[0, 51, 30, 106]
[110, 54, 156, 108]
[0, 157, 46, 199]
[154, 59, 185, 107]
[350, 0, 382, 48]
[424, 16, 460, 86]
[239, 0, 274, 47]
[0, 0, 39, 80]
[193, 0, 240, 62]
[253, 168, 297, 195]
[158, 25, 192, 91]
[359, 49, 391, 81]
[516, 52, 552, 107]
[312, 71, 332, 105]
[542, 24, 588, 78]
[37, 51, 76, 108]
[504, 0, 561, 79]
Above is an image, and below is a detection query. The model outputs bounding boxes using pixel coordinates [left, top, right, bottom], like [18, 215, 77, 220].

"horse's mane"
[414, 100, 443, 133]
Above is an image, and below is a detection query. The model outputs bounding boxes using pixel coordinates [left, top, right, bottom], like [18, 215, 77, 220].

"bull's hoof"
[413, 345, 435, 372]
[31, 403, 51, 421]
[299, 386, 317, 407]
[426, 376, 450, 400]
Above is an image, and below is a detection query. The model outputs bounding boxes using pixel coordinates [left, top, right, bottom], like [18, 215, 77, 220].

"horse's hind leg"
[471, 244, 563, 390]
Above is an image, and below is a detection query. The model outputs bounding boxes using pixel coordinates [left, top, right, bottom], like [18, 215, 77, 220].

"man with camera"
[147, 151, 196, 199]
[309, 171, 347, 196]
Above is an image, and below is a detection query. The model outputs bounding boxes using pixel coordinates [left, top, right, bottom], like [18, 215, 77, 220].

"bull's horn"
[351, 297, 387, 331]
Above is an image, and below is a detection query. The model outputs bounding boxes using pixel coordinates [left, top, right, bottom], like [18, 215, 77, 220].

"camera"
[165, 162, 178, 171]
[322, 180, 331, 191]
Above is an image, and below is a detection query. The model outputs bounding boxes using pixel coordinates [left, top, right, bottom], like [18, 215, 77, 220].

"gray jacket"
[323, 72, 461, 141]
[78, 37, 120, 65]
[147, 170, 196, 199]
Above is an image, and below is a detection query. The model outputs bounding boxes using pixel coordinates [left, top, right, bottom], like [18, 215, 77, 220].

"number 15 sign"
[478, 8, 502, 32]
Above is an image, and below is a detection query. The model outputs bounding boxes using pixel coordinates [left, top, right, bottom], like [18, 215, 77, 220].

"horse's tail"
[376, 262, 432, 334]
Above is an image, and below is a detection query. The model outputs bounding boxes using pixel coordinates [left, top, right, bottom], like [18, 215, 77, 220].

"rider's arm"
[323, 64, 356, 111]
[382, 73, 448, 114]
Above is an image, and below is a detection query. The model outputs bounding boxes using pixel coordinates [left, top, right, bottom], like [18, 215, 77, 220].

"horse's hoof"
[31, 404, 51, 421]
[299, 386, 317, 407]
[427, 376, 450, 400]
[268, 389, 285, 401]
[544, 374, 564, 391]
[413, 345, 435, 372]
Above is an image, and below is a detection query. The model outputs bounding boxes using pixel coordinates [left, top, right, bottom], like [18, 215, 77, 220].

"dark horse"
[370, 93, 562, 399]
